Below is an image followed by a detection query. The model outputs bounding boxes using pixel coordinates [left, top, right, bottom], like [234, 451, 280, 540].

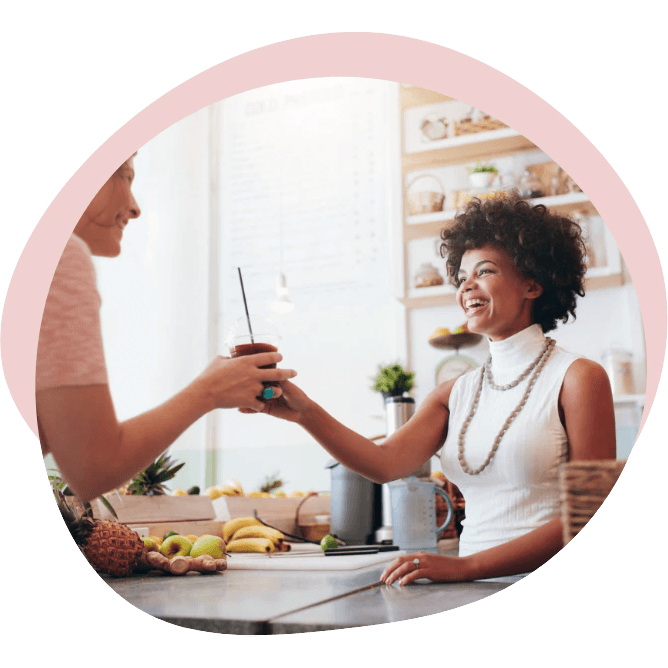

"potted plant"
[371, 363, 416, 400]
[467, 161, 499, 189]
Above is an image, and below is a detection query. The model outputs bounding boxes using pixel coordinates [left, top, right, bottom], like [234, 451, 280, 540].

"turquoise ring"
[262, 387, 275, 400]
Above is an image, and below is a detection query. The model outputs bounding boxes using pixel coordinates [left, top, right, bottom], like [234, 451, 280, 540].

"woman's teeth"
[465, 299, 489, 312]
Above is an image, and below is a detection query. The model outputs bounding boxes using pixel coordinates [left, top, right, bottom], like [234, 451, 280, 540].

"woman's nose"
[128, 194, 141, 219]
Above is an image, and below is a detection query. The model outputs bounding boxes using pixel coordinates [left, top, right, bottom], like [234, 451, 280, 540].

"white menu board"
[219, 78, 394, 315]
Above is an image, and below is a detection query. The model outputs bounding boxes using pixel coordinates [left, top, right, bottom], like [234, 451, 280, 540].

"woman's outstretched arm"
[38, 352, 297, 502]
[245, 378, 457, 484]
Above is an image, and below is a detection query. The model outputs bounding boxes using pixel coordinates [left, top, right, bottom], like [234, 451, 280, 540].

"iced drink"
[226, 315, 281, 399]
[230, 342, 279, 387]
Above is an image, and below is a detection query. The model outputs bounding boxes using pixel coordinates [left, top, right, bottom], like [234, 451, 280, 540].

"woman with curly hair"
[251, 190, 616, 584]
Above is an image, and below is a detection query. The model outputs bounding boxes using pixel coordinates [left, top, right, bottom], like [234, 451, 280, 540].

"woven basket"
[406, 174, 446, 215]
[559, 460, 626, 544]
[454, 116, 508, 136]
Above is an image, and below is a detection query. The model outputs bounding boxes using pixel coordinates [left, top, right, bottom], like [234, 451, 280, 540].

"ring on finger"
[262, 387, 275, 400]
[413, 558, 420, 571]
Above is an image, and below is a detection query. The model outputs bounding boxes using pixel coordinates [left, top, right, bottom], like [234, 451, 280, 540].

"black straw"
[237, 267, 254, 343]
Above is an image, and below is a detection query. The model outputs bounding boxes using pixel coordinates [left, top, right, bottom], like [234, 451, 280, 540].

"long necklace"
[486, 337, 553, 391]
[457, 338, 556, 475]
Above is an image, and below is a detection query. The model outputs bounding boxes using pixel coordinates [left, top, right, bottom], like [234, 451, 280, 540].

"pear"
[191, 535, 226, 560]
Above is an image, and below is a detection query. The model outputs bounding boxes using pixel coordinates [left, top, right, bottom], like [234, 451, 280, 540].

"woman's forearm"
[41, 379, 213, 502]
[463, 517, 564, 580]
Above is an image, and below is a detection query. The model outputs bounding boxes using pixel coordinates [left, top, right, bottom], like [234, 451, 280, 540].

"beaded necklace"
[457, 337, 556, 475]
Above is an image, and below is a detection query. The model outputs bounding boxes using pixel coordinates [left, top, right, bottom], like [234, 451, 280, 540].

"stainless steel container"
[375, 396, 431, 543]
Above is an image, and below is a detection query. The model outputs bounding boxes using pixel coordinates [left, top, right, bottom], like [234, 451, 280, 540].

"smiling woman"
[250, 189, 616, 585]
[73, 157, 141, 257]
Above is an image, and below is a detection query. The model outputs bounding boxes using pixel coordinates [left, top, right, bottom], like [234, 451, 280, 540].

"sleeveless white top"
[440, 324, 580, 557]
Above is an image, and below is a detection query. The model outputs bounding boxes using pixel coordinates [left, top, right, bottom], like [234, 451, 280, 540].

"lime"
[320, 535, 338, 551]
[163, 531, 179, 540]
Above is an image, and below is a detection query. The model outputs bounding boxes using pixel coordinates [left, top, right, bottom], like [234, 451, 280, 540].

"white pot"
[469, 171, 497, 189]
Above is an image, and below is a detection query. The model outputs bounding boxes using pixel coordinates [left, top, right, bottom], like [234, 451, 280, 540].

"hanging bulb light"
[271, 272, 295, 314]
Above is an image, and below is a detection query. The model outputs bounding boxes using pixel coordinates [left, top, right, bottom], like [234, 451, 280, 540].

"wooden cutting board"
[227, 550, 407, 571]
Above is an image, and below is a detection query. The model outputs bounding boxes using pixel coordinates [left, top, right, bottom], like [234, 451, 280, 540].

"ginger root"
[140, 550, 226, 575]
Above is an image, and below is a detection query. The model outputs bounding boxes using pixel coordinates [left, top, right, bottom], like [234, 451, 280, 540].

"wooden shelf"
[403, 129, 536, 170]
[584, 272, 626, 291]
[398, 91, 626, 368]
[400, 292, 458, 309]
[404, 192, 598, 242]
[400, 86, 454, 109]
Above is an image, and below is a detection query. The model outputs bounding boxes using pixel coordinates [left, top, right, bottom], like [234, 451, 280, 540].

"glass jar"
[414, 263, 444, 288]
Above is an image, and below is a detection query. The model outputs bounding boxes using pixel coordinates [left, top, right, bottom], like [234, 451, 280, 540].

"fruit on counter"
[227, 537, 275, 553]
[139, 551, 226, 575]
[272, 490, 287, 498]
[127, 454, 186, 496]
[230, 525, 285, 548]
[320, 535, 339, 551]
[163, 530, 179, 541]
[185, 534, 199, 543]
[149, 534, 163, 547]
[54, 488, 143, 577]
[430, 327, 451, 339]
[247, 490, 264, 497]
[187, 485, 200, 495]
[204, 486, 222, 500]
[159, 535, 193, 558]
[171, 488, 188, 496]
[142, 537, 160, 552]
[222, 517, 263, 543]
[288, 490, 306, 497]
[191, 535, 227, 560]
[222, 478, 244, 496]
[217, 484, 241, 497]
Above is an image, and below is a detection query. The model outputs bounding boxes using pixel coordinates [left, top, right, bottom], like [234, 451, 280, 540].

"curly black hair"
[439, 190, 587, 333]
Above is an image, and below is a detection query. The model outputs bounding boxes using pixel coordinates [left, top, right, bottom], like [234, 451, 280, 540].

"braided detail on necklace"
[486, 337, 553, 391]
[457, 338, 556, 475]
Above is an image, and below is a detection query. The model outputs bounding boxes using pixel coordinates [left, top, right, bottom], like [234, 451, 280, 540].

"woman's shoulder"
[562, 357, 609, 389]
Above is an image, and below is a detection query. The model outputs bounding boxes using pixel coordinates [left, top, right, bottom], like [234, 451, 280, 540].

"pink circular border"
[2, 33, 665, 436]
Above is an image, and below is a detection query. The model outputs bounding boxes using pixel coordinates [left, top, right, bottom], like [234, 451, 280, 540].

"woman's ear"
[525, 279, 543, 300]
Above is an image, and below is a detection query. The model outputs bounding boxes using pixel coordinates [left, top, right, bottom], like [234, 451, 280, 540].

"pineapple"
[259, 470, 286, 495]
[127, 453, 185, 496]
[53, 481, 143, 577]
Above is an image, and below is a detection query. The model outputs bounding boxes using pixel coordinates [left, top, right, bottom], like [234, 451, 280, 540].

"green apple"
[142, 537, 159, 553]
[163, 530, 179, 541]
[190, 535, 226, 559]
[160, 535, 193, 558]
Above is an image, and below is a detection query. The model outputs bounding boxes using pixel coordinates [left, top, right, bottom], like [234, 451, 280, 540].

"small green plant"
[371, 363, 415, 397]
[467, 161, 498, 174]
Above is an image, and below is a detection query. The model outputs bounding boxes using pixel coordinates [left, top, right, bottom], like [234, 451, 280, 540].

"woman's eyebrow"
[458, 259, 498, 279]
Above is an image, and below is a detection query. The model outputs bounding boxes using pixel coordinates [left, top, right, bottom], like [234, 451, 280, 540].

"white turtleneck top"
[440, 324, 580, 557]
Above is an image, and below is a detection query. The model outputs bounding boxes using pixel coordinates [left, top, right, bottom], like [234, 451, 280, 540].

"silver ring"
[413, 558, 420, 570]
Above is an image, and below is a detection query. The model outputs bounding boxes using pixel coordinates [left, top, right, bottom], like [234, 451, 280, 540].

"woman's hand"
[238, 379, 311, 422]
[380, 552, 473, 586]
[196, 352, 297, 411]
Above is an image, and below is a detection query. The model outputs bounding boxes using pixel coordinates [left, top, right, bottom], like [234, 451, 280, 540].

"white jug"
[389, 476, 454, 553]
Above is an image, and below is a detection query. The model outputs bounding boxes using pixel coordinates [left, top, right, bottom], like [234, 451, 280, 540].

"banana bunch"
[223, 517, 290, 553]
